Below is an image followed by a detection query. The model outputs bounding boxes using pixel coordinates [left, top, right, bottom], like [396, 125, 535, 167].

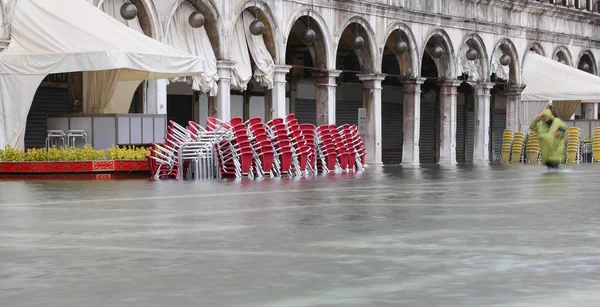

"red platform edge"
[0, 160, 149, 174]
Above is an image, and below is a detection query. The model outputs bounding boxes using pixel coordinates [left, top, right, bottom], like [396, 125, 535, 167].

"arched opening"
[419, 32, 454, 164]
[456, 82, 474, 163]
[420, 53, 441, 164]
[226, 5, 277, 123]
[554, 49, 572, 66]
[489, 40, 519, 162]
[164, 0, 221, 128]
[456, 35, 487, 163]
[334, 20, 376, 131]
[285, 12, 329, 125]
[528, 42, 546, 57]
[381, 27, 416, 164]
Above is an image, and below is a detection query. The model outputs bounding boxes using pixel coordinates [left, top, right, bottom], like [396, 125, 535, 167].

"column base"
[438, 159, 458, 165]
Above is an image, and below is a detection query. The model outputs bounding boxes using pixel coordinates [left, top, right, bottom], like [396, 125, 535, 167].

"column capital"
[358, 73, 387, 90]
[402, 77, 426, 94]
[312, 70, 341, 86]
[312, 69, 342, 79]
[357, 73, 387, 82]
[217, 59, 237, 69]
[473, 82, 495, 97]
[273, 65, 292, 83]
[438, 79, 462, 88]
[217, 60, 237, 80]
[274, 64, 293, 74]
[401, 77, 426, 85]
[506, 84, 526, 96]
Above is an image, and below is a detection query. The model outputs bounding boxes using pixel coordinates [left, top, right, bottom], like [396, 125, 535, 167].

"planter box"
[0, 160, 149, 174]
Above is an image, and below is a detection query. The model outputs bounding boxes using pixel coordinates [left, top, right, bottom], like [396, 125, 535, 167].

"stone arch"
[457, 33, 489, 82]
[527, 42, 546, 57]
[283, 8, 334, 70]
[552, 45, 574, 66]
[380, 22, 420, 78]
[97, 0, 162, 39]
[164, 0, 222, 58]
[228, 0, 279, 62]
[577, 49, 597, 75]
[334, 16, 379, 73]
[491, 38, 520, 84]
[421, 28, 457, 79]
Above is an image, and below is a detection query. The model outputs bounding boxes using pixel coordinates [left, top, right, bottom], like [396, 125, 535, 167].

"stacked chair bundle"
[500, 129, 514, 163]
[592, 127, 600, 162]
[146, 114, 367, 180]
[565, 127, 582, 163]
[525, 130, 541, 163]
[510, 131, 526, 163]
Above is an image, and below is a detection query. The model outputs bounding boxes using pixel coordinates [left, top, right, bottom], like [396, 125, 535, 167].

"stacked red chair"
[283, 114, 313, 175]
[216, 117, 254, 178]
[246, 117, 277, 178]
[266, 118, 294, 176]
[317, 125, 341, 173]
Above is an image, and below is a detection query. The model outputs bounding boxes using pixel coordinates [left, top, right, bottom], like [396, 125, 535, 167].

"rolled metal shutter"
[456, 102, 466, 163]
[294, 98, 317, 125]
[493, 111, 506, 162]
[382, 102, 403, 165]
[466, 105, 475, 162]
[335, 100, 362, 126]
[25, 87, 69, 149]
[420, 99, 439, 164]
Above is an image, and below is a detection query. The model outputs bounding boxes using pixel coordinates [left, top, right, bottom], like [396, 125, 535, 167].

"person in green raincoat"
[529, 108, 568, 169]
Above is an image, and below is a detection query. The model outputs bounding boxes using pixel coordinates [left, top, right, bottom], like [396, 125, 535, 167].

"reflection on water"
[2, 163, 600, 306]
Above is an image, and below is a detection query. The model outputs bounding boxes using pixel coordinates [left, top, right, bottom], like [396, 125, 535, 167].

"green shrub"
[0, 145, 149, 162]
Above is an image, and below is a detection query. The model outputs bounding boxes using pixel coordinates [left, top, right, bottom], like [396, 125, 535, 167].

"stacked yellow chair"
[501, 129, 514, 163]
[565, 127, 581, 163]
[592, 127, 600, 162]
[526, 130, 540, 163]
[511, 132, 526, 163]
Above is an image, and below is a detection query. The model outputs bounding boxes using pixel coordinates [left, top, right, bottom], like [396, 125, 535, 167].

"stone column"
[358, 73, 386, 165]
[583, 103, 597, 120]
[144, 79, 167, 114]
[272, 65, 292, 119]
[505, 84, 526, 132]
[216, 60, 236, 121]
[401, 78, 426, 165]
[313, 70, 342, 126]
[473, 83, 495, 164]
[438, 80, 461, 164]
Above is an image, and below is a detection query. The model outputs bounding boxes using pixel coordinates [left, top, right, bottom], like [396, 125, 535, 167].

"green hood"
[541, 108, 554, 119]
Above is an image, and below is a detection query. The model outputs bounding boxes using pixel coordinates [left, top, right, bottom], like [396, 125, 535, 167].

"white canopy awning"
[0, 0, 203, 149]
[522, 53, 600, 101]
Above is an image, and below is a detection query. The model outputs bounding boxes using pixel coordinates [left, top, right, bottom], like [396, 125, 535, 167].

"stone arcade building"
[4, 0, 600, 164]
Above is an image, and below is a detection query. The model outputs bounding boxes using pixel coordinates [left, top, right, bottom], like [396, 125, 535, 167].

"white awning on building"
[522, 53, 600, 101]
[0, 0, 203, 149]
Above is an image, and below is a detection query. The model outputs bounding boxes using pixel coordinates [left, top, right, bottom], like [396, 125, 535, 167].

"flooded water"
[2, 164, 600, 306]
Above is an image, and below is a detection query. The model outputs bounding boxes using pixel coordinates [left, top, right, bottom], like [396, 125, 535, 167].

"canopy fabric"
[519, 100, 549, 132]
[0, 0, 203, 149]
[551, 100, 581, 120]
[242, 11, 274, 89]
[166, 1, 219, 96]
[230, 14, 253, 91]
[230, 10, 274, 91]
[522, 53, 600, 101]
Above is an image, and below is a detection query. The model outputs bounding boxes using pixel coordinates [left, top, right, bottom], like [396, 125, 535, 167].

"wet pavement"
[2, 164, 600, 306]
